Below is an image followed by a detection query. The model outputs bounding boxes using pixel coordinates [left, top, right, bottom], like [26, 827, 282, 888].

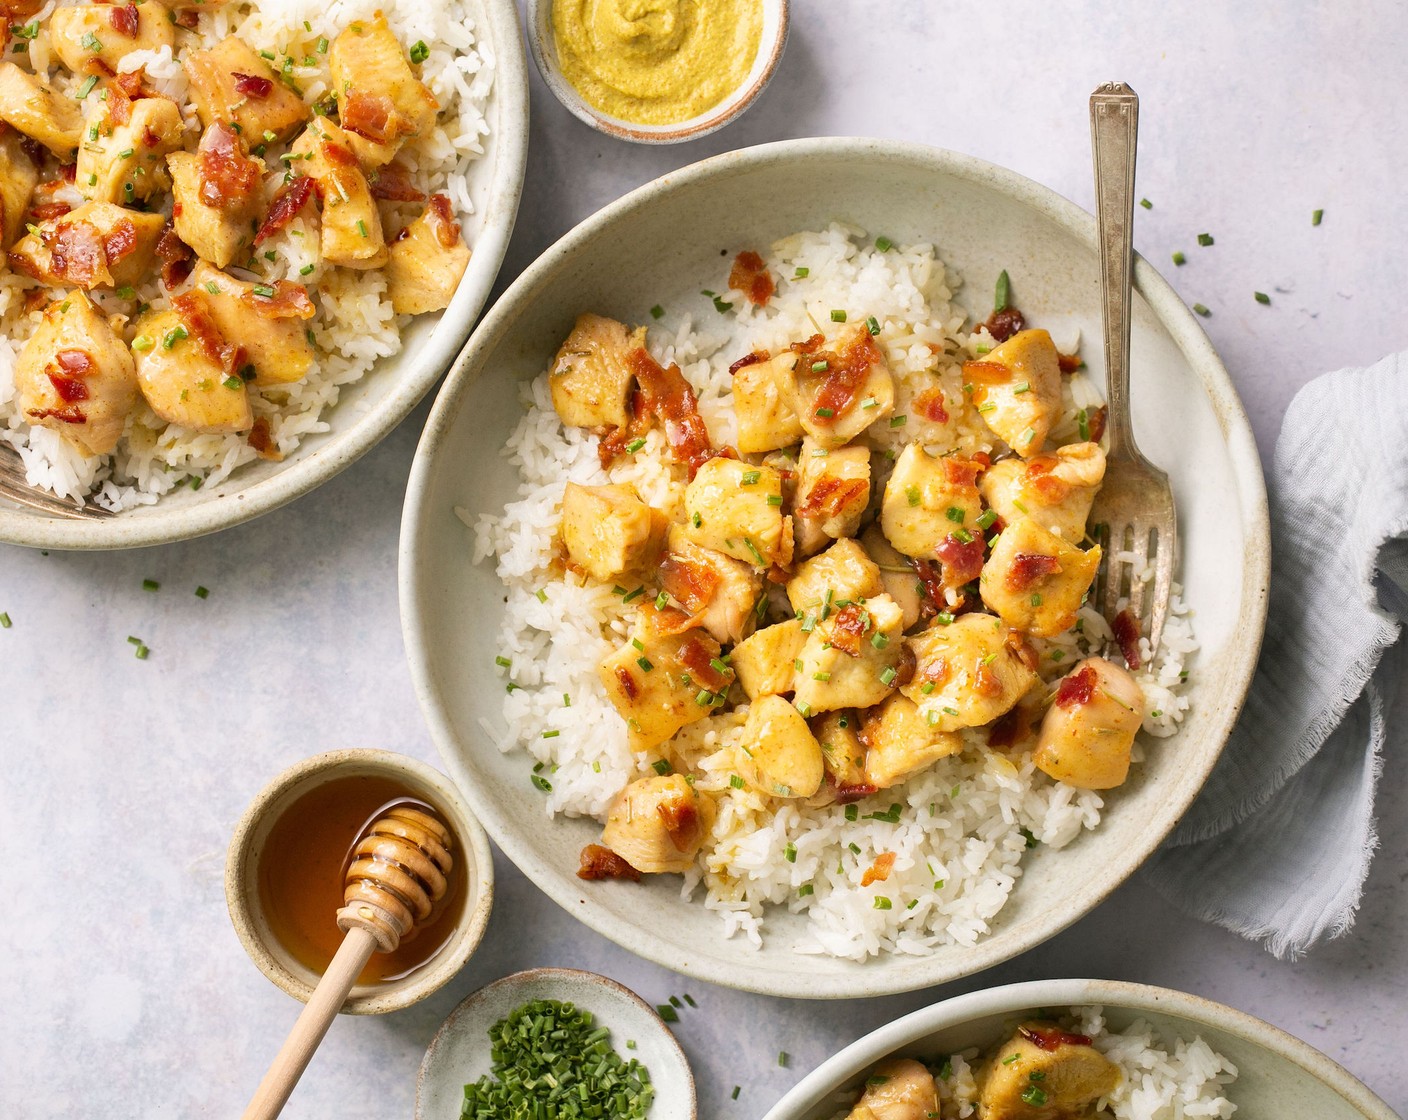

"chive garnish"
[1193, 302, 1211, 317]
[1139, 198, 1152, 209]
[1254, 291, 1270, 304]
[1172, 250, 1186, 266]
[830, 309, 846, 322]
[1197, 232, 1214, 246]
[649, 304, 664, 319]
[0, 612, 10, 628]
[1312, 208, 1324, 226]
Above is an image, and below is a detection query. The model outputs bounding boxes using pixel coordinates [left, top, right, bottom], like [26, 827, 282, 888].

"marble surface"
[3, 2, 1406, 1116]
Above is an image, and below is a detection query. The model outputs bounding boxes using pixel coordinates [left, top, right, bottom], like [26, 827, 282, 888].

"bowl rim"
[400, 136, 1272, 998]
[0, 0, 531, 552]
[524, 0, 790, 144]
[759, 978, 1398, 1120]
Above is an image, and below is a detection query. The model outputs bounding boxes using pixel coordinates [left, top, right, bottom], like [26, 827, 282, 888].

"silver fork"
[0, 442, 113, 520]
[1087, 81, 1176, 662]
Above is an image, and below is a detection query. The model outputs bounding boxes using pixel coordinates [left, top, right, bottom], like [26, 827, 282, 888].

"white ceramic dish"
[416, 968, 696, 1120]
[0, 0, 529, 552]
[762, 979, 1396, 1120]
[400, 138, 1271, 998]
[525, 0, 789, 143]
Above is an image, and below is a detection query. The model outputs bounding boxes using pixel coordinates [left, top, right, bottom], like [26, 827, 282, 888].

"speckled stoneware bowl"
[225, 749, 494, 1015]
[416, 968, 696, 1120]
[400, 138, 1271, 998]
[762, 979, 1396, 1120]
[0, 0, 528, 552]
[526, 0, 789, 143]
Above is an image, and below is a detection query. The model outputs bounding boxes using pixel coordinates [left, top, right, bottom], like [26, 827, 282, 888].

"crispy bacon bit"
[1085, 404, 1108, 444]
[341, 90, 395, 141]
[1020, 1024, 1093, 1052]
[322, 139, 359, 168]
[155, 224, 194, 288]
[614, 665, 639, 701]
[728, 249, 774, 307]
[108, 3, 139, 37]
[174, 9, 198, 29]
[860, 851, 896, 887]
[242, 279, 315, 320]
[657, 794, 700, 849]
[1055, 664, 1098, 708]
[577, 843, 641, 882]
[425, 193, 461, 250]
[22, 288, 52, 314]
[232, 72, 273, 99]
[46, 219, 106, 287]
[630, 348, 717, 478]
[1058, 352, 1083, 374]
[943, 456, 982, 488]
[895, 643, 916, 687]
[198, 122, 262, 209]
[727, 350, 767, 375]
[253, 176, 315, 246]
[48, 373, 90, 403]
[835, 782, 878, 805]
[660, 553, 720, 614]
[1022, 455, 1071, 503]
[1006, 552, 1062, 592]
[961, 359, 1011, 385]
[987, 704, 1035, 749]
[58, 162, 76, 182]
[911, 558, 946, 621]
[806, 327, 882, 423]
[368, 160, 426, 203]
[172, 291, 239, 374]
[789, 332, 824, 356]
[973, 658, 1003, 698]
[26, 405, 85, 425]
[913, 387, 949, 423]
[936, 532, 985, 590]
[102, 217, 137, 266]
[29, 201, 71, 222]
[829, 604, 872, 657]
[1112, 608, 1142, 670]
[983, 305, 1025, 343]
[795, 476, 868, 522]
[678, 634, 728, 692]
[247, 416, 283, 460]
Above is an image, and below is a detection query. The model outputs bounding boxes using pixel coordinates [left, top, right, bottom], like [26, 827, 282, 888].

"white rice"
[0, 0, 493, 508]
[472, 227, 1196, 959]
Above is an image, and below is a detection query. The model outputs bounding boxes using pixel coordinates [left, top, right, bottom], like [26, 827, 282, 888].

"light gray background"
[2, 2, 1405, 1116]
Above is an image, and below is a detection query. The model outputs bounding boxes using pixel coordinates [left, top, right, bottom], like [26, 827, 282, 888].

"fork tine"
[1124, 527, 1150, 621]
[0, 443, 113, 520]
[1100, 522, 1126, 620]
[1147, 517, 1177, 657]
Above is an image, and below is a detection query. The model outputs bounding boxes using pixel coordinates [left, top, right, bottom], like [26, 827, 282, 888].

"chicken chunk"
[881, 443, 984, 559]
[845, 1059, 939, 1120]
[794, 324, 894, 449]
[77, 94, 184, 205]
[739, 694, 824, 798]
[183, 37, 308, 141]
[0, 125, 37, 248]
[730, 619, 805, 700]
[550, 313, 642, 431]
[682, 456, 788, 569]
[979, 518, 1101, 638]
[787, 537, 884, 621]
[8, 202, 164, 289]
[328, 12, 439, 168]
[793, 594, 905, 715]
[660, 525, 763, 645]
[131, 307, 252, 433]
[386, 194, 470, 314]
[290, 119, 388, 269]
[49, 3, 175, 77]
[980, 443, 1105, 542]
[901, 612, 1039, 732]
[14, 291, 137, 456]
[599, 775, 715, 875]
[560, 481, 668, 584]
[860, 525, 923, 631]
[860, 694, 963, 790]
[187, 262, 317, 388]
[168, 125, 266, 269]
[733, 351, 803, 453]
[965, 329, 1063, 457]
[598, 617, 734, 751]
[977, 1022, 1121, 1120]
[794, 438, 871, 558]
[0, 63, 83, 156]
[1034, 658, 1145, 789]
[812, 710, 868, 795]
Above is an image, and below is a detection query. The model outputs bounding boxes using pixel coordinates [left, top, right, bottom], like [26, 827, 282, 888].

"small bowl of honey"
[225, 749, 494, 1015]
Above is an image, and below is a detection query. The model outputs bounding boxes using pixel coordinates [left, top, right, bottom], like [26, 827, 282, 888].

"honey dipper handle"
[240, 926, 379, 1120]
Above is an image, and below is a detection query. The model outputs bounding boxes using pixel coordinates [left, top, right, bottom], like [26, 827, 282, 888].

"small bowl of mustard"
[528, 0, 789, 143]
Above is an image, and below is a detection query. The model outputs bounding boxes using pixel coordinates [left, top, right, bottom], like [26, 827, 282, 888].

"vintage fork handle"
[1090, 81, 1139, 461]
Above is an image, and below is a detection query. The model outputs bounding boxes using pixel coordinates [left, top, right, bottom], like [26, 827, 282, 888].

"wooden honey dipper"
[242, 805, 455, 1120]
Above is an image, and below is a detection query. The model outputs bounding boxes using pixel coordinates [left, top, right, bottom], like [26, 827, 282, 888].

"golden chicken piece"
[290, 118, 388, 269]
[794, 324, 895, 449]
[861, 694, 963, 790]
[188, 262, 317, 387]
[794, 438, 871, 558]
[980, 443, 1105, 542]
[386, 194, 470, 314]
[550, 313, 642, 431]
[682, 456, 788, 569]
[77, 94, 185, 205]
[660, 525, 763, 645]
[14, 291, 137, 457]
[328, 12, 439, 168]
[739, 694, 824, 798]
[0, 125, 37, 248]
[900, 612, 1039, 732]
[860, 525, 924, 631]
[168, 125, 267, 269]
[8, 202, 165, 290]
[729, 619, 805, 700]
[732, 351, 803, 453]
[965, 329, 1063, 458]
[0, 62, 83, 156]
[599, 774, 715, 875]
[131, 306, 252, 433]
[881, 443, 985, 559]
[977, 1022, 1120, 1120]
[1033, 658, 1145, 789]
[793, 594, 905, 715]
[845, 1058, 939, 1120]
[183, 37, 308, 140]
[49, 3, 174, 76]
[812, 710, 868, 795]
[786, 537, 884, 621]
[979, 518, 1101, 638]
[560, 481, 668, 584]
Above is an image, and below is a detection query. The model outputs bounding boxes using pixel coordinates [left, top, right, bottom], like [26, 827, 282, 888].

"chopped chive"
[873, 896, 892, 910]
[1197, 232, 1214, 246]
[531, 773, 551, 791]
[624, 437, 646, 453]
[299, 264, 315, 275]
[793, 266, 809, 278]
[409, 39, 429, 63]
[875, 235, 894, 252]
[729, 774, 745, 789]
[622, 587, 645, 603]
[542, 729, 560, 739]
[945, 506, 965, 524]
[1254, 290, 1270, 305]
[889, 414, 907, 428]
[135, 644, 149, 660]
[650, 304, 664, 319]
[1312, 208, 1324, 226]
[784, 842, 797, 862]
[994, 269, 1011, 312]
[1193, 302, 1211, 317]
[795, 701, 813, 717]
[766, 493, 783, 507]
[636, 656, 653, 672]
[317, 35, 329, 51]
[830, 309, 847, 322]
[814, 406, 834, 418]
[880, 667, 897, 686]
[651, 758, 671, 776]
[1139, 198, 1152, 209]
[732, 1085, 742, 1099]
[657, 1004, 679, 1022]
[0, 613, 9, 629]
[117, 147, 134, 159]
[866, 315, 881, 335]
[906, 485, 921, 507]
[131, 335, 154, 352]
[811, 359, 829, 373]
[1172, 250, 1186, 266]
[75, 75, 99, 100]
[495, 655, 511, 667]
[355, 219, 368, 238]
[739, 470, 761, 486]
[194, 586, 209, 599]
[142, 579, 159, 591]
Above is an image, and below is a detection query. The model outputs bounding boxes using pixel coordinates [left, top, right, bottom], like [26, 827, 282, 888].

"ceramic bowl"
[525, 0, 789, 143]
[0, 0, 529, 552]
[400, 138, 1271, 998]
[225, 748, 494, 1015]
[416, 968, 696, 1120]
[762, 979, 1396, 1120]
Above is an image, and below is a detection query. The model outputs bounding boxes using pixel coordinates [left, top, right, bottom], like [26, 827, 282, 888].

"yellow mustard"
[551, 0, 763, 126]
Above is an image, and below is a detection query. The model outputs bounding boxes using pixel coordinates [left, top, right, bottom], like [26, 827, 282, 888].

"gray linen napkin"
[1144, 349, 1407, 958]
